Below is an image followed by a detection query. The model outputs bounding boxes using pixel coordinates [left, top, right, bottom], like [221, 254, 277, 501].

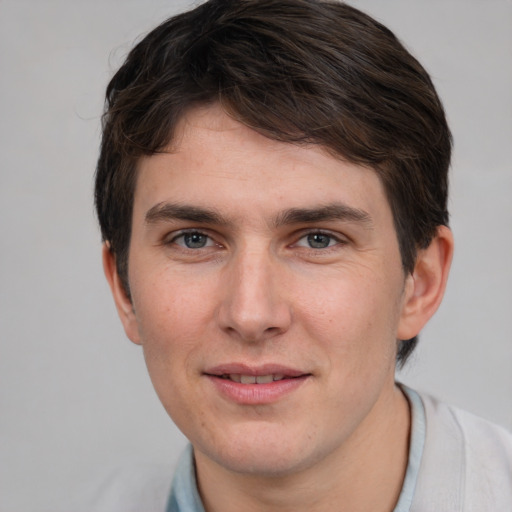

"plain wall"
[0, 1, 511, 510]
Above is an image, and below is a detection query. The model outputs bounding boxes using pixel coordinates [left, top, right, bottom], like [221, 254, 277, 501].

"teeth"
[226, 374, 288, 384]
[256, 374, 273, 384]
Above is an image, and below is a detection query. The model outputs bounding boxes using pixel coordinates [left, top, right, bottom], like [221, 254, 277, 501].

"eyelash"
[164, 229, 346, 252]
[293, 230, 346, 250]
[166, 230, 219, 250]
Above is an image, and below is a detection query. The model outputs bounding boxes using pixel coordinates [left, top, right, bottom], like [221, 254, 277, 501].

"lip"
[205, 363, 307, 378]
[204, 363, 311, 405]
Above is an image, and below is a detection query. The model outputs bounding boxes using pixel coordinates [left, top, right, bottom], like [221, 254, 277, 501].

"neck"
[195, 384, 411, 512]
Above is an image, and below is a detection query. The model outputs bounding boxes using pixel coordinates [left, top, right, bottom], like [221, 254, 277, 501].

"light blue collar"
[166, 444, 205, 512]
[393, 385, 426, 512]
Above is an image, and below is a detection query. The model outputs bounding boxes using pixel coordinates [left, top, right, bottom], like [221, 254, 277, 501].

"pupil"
[308, 233, 330, 248]
[184, 233, 207, 248]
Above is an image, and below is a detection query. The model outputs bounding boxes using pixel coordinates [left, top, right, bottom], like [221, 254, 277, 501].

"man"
[95, 0, 512, 510]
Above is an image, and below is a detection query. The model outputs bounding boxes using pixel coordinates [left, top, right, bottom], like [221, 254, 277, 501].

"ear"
[102, 243, 142, 345]
[397, 226, 454, 340]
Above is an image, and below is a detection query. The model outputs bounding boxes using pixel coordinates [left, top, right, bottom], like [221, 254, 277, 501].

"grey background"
[0, 1, 511, 510]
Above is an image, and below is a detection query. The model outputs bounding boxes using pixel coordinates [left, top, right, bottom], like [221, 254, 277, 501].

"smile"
[204, 365, 310, 404]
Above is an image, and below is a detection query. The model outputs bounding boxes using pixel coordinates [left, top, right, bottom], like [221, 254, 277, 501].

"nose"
[217, 246, 292, 343]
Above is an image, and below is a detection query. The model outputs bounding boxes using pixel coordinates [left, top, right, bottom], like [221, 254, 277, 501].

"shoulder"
[421, 392, 512, 472]
[413, 390, 512, 511]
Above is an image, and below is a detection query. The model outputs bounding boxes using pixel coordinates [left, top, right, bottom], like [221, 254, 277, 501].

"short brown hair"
[95, 0, 452, 365]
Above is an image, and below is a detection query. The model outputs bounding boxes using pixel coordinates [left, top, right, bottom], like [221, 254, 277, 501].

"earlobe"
[102, 244, 142, 345]
[397, 226, 454, 340]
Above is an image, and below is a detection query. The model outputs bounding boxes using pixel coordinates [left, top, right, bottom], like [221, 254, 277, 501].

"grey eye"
[307, 233, 332, 249]
[183, 232, 209, 248]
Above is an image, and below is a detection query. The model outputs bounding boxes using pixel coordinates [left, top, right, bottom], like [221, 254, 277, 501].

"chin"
[194, 422, 329, 478]
[211, 448, 312, 478]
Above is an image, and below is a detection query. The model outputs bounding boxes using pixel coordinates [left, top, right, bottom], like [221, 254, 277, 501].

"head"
[95, 0, 451, 366]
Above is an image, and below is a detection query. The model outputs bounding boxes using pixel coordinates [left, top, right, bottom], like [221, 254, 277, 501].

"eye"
[172, 231, 214, 249]
[295, 232, 341, 249]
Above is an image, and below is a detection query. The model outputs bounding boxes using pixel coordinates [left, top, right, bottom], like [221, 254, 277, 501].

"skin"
[104, 104, 453, 512]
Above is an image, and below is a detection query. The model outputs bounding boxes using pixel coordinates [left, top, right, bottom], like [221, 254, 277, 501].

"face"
[111, 105, 417, 478]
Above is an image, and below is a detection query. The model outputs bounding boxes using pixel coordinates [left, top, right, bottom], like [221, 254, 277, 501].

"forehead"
[133, 104, 391, 225]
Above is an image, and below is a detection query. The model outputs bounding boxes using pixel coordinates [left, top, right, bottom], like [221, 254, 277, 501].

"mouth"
[204, 364, 310, 404]
[204, 363, 308, 381]
[217, 373, 290, 384]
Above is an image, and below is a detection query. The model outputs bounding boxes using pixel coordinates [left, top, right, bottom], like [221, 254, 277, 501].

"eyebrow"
[145, 202, 227, 226]
[274, 203, 373, 228]
[144, 201, 373, 229]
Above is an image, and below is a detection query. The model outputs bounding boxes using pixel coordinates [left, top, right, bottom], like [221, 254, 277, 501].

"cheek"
[132, 264, 213, 333]
[297, 271, 400, 366]
[130, 272, 215, 380]
[132, 285, 206, 425]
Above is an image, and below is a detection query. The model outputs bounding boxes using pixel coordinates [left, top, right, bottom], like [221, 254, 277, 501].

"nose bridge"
[218, 241, 290, 341]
